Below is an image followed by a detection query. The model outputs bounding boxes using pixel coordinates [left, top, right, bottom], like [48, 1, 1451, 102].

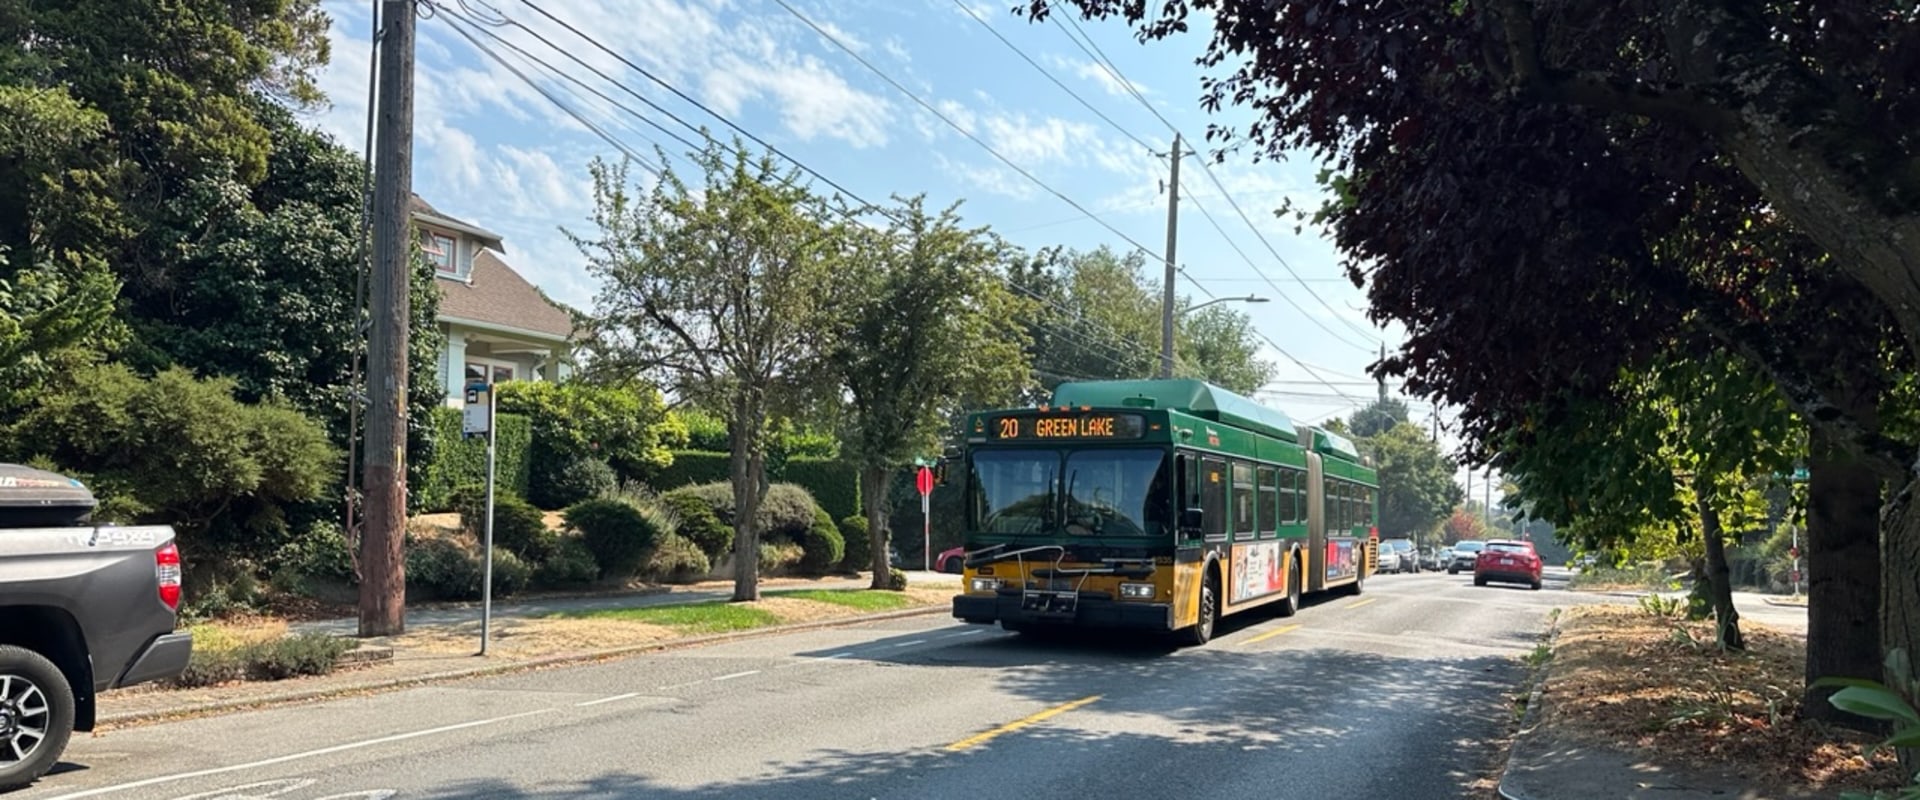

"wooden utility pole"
[361, 0, 415, 637]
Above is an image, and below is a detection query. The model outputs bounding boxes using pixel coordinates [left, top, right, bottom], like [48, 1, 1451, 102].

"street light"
[1160, 294, 1269, 378]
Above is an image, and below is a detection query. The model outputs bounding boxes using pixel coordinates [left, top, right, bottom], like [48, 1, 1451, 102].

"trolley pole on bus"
[1159, 134, 1182, 380]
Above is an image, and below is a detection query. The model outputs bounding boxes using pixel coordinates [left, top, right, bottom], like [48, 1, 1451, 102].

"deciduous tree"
[571, 141, 847, 601]
[829, 196, 1034, 588]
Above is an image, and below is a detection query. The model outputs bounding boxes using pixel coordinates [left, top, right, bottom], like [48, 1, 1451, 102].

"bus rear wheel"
[1181, 572, 1219, 646]
[1276, 554, 1301, 618]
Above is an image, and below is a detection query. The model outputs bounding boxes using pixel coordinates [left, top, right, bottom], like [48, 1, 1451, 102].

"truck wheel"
[0, 645, 74, 792]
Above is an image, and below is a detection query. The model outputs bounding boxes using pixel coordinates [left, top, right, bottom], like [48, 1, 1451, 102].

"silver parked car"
[1447, 540, 1487, 573]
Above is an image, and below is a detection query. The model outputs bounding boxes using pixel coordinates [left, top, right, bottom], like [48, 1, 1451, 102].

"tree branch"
[1489, 0, 1738, 135]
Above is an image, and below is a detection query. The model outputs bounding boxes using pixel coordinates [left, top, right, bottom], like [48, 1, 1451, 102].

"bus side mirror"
[1180, 507, 1204, 531]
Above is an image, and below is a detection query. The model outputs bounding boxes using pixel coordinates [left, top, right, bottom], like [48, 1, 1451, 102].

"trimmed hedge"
[781, 457, 860, 520]
[659, 492, 732, 560]
[650, 451, 861, 522]
[838, 514, 871, 573]
[565, 498, 670, 580]
[652, 450, 731, 491]
[798, 506, 845, 576]
[419, 407, 532, 511]
[452, 485, 553, 562]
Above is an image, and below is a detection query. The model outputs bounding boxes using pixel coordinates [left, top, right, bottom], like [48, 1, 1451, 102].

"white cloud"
[1045, 54, 1151, 100]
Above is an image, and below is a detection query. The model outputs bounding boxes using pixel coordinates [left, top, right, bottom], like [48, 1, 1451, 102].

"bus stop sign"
[916, 466, 934, 497]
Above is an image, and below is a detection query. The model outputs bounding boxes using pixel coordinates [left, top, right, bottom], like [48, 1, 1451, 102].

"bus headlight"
[1120, 582, 1156, 599]
[970, 577, 1002, 592]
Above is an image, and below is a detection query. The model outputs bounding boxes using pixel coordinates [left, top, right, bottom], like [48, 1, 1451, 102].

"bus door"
[1305, 451, 1327, 592]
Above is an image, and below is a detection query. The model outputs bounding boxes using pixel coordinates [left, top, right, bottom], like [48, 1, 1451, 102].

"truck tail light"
[156, 542, 183, 611]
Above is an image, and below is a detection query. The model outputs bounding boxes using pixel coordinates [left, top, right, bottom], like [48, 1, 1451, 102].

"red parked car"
[935, 546, 967, 574]
[1474, 539, 1543, 590]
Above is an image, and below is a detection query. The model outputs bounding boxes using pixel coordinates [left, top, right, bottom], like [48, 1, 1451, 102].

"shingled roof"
[437, 250, 575, 340]
[410, 193, 505, 252]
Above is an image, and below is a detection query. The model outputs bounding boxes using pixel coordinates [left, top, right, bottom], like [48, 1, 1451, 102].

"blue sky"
[307, 0, 1494, 494]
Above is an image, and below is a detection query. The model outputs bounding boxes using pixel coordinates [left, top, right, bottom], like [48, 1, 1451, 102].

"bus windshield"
[969, 448, 1170, 537]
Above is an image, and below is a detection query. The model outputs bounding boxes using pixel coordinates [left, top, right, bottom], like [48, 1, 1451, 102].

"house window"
[464, 360, 516, 386]
[422, 232, 455, 273]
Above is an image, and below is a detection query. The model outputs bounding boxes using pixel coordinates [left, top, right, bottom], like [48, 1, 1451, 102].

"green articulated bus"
[950, 379, 1379, 646]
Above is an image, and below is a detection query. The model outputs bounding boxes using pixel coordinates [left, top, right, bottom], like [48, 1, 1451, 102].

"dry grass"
[1545, 605, 1903, 795]
[392, 617, 680, 658]
[403, 588, 952, 658]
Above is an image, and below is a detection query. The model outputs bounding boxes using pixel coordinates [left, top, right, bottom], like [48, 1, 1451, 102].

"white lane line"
[892, 639, 927, 648]
[776, 652, 855, 669]
[574, 692, 641, 707]
[44, 709, 556, 800]
[712, 670, 760, 681]
[941, 630, 985, 639]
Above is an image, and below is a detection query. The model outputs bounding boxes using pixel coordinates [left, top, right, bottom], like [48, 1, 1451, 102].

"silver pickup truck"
[0, 464, 193, 791]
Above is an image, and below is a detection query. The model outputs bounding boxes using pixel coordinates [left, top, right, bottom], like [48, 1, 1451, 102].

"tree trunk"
[1802, 430, 1884, 729]
[1698, 496, 1744, 651]
[864, 466, 891, 589]
[729, 391, 768, 603]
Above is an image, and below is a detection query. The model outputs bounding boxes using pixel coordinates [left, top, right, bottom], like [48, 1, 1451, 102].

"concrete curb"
[1496, 611, 1564, 800]
[101, 603, 950, 729]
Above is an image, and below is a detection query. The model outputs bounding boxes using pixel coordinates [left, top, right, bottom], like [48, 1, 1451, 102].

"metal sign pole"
[481, 384, 497, 655]
[922, 491, 931, 572]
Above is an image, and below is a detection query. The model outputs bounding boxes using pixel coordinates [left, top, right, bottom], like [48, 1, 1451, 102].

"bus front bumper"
[953, 591, 1173, 631]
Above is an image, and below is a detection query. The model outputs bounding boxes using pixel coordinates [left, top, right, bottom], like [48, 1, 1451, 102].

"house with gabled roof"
[411, 195, 575, 406]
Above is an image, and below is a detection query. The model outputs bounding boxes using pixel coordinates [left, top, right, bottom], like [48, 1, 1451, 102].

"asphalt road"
[19, 568, 1605, 799]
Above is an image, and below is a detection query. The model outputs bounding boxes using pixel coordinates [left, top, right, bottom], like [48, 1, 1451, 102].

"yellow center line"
[1345, 598, 1378, 610]
[945, 695, 1103, 752]
[1240, 623, 1302, 646]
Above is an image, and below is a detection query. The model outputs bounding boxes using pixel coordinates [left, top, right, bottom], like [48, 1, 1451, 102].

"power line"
[946, 0, 1157, 154]
[1051, 10, 1383, 347]
[444, 0, 1246, 386]
[765, 0, 1170, 262]
[1181, 189, 1375, 352]
[435, 7, 664, 174]
[441, 4, 703, 155]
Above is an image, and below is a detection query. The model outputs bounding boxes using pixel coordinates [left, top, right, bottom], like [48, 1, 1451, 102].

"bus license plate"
[1022, 590, 1079, 617]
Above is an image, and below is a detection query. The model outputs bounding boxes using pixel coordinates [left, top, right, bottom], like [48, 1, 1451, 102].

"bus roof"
[1307, 427, 1362, 462]
[1050, 379, 1298, 443]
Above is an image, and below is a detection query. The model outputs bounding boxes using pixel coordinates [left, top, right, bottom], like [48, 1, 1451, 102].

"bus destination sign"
[991, 413, 1147, 440]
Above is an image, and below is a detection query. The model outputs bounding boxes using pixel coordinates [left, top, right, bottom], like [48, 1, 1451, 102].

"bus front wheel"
[1181, 572, 1218, 646]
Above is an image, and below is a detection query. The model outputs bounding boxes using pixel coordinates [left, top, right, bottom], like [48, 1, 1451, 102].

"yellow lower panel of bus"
[1172, 560, 1206, 629]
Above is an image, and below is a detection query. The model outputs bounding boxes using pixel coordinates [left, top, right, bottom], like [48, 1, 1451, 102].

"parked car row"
[1368, 538, 1543, 590]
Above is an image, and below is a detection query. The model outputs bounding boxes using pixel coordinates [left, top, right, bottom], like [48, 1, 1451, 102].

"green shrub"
[566, 498, 671, 580]
[487, 548, 533, 597]
[406, 537, 482, 600]
[674, 409, 730, 452]
[759, 540, 804, 575]
[647, 533, 711, 584]
[659, 491, 733, 559]
[453, 485, 554, 562]
[3, 364, 340, 572]
[838, 514, 871, 572]
[652, 450, 732, 491]
[781, 457, 860, 520]
[533, 535, 601, 588]
[886, 567, 909, 591]
[529, 451, 618, 510]
[248, 631, 357, 680]
[418, 407, 532, 511]
[677, 481, 818, 541]
[171, 631, 355, 687]
[496, 381, 683, 483]
[272, 518, 356, 582]
[797, 505, 845, 576]
[403, 537, 530, 600]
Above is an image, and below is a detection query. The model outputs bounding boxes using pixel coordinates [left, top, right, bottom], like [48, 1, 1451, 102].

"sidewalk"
[100, 572, 962, 728]
[292, 570, 962, 635]
[1496, 597, 1826, 800]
